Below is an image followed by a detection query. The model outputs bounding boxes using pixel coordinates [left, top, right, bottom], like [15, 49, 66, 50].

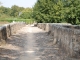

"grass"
[0, 18, 35, 24]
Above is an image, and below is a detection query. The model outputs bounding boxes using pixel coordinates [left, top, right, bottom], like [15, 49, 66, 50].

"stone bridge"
[0, 22, 80, 60]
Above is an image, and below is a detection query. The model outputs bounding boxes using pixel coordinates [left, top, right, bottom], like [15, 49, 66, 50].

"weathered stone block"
[0, 22, 26, 44]
[37, 23, 80, 57]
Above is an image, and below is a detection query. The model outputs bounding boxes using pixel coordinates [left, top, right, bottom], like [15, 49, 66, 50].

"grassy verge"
[0, 18, 34, 24]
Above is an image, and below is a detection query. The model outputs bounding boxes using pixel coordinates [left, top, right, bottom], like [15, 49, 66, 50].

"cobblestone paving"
[0, 25, 80, 60]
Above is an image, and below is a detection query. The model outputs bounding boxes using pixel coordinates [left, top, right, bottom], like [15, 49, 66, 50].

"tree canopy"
[20, 8, 32, 19]
[0, 5, 33, 19]
[33, 0, 80, 24]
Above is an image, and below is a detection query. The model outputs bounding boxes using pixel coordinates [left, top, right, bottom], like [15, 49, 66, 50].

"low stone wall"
[0, 22, 26, 43]
[37, 23, 80, 57]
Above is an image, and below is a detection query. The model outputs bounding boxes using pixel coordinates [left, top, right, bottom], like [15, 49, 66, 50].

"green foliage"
[10, 5, 24, 17]
[20, 8, 32, 19]
[33, 0, 80, 25]
[0, 5, 33, 24]
[0, 17, 34, 24]
[0, 6, 11, 17]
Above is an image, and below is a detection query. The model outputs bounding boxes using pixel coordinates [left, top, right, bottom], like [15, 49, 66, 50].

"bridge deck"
[0, 25, 79, 60]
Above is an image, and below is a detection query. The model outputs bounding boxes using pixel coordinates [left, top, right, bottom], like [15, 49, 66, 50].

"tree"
[20, 8, 33, 19]
[33, 0, 80, 25]
[0, 6, 11, 18]
[10, 5, 24, 17]
[33, 0, 64, 23]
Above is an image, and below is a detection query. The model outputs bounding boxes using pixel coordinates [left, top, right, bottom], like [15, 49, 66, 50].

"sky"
[0, 0, 37, 8]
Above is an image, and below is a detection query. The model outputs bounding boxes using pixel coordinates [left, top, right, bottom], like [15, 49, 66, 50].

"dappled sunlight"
[28, 27, 33, 33]
[0, 44, 21, 51]
[0, 55, 17, 59]
[0, 25, 78, 60]
[28, 25, 46, 33]
[25, 50, 35, 53]
[18, 25, 45, 34]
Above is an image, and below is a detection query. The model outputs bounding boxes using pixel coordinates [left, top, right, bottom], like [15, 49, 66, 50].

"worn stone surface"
[37, 23, 80, 57]
[0, 25, 79, 60]
[0, 22, 26, 43]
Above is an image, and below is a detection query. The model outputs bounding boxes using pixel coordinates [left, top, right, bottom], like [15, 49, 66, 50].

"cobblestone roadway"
[0, 25, 79, 60]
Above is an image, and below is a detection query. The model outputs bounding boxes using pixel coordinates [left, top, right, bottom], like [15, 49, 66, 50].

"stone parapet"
[37, 23, 80, 57]
[0, 22, 26, 43]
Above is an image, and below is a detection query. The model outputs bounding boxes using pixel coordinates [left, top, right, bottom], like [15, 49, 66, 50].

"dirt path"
[0, 25, 79, 60]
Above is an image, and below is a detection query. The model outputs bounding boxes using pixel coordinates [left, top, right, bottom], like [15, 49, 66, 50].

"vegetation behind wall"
[33, 0, 80, 25]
